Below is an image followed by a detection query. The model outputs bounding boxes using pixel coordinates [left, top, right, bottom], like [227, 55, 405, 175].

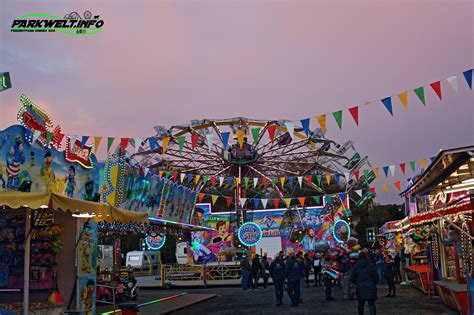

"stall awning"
[0, 192, 148, 224]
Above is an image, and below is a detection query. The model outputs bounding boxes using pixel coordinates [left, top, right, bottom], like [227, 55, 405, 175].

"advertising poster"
[160, 182, 197, 224]
[77, 219, 98, 314]
[0, 125, 99, 201]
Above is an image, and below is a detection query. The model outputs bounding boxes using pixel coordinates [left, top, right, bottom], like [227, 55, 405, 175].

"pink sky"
[0, 0, 473, 203]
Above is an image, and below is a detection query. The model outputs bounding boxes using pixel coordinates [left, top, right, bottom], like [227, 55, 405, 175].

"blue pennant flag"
[430, 156, 436, 162]
[381, 97, 393, 116]
[463, 69, 472, 89]
[81, 136, 89, 148]
[334, 174, 341, 183]
[383, 166, 389, 177]
[338, 193, 345, 202]
[227, 177, 233, 186]
[289, 177, 294, 188]
[221, 132, 230, 149]
[300, 118, 310, 136]
[253, 198, 260, 209]
[149, 137, 159, 150]
[187, 174, 193, 184]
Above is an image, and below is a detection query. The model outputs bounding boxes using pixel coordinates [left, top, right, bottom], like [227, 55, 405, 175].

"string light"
[238, 222, 262, 247]
[145, 234, 166, 250]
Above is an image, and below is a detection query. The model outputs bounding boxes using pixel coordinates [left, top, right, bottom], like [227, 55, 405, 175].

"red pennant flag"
[354, 170, 360, 181]
[172, 171, 178, 182]
[399, 163, 406, 174]
[348, 106, 359, 126]
[226, 196, 233, 207]
[57, 133, 65, 146]
[263, 178, 268, 188]
[191, 134, 199, 150]
[430, 81, 442, 100]
[198, 193, 205, 203]
[394, 181, 401, 191]
[272, 199, 280, 208]
[267, 125, 276, 143]
[298, 197, 305, 207]
[306, 175, 312, 186]
[210, 176, 216, 186]
[121, 138, 129, 154]
[369, 187, 375, 193]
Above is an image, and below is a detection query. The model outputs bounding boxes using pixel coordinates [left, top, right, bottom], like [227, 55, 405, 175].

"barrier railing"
[161, 263, 242, 286]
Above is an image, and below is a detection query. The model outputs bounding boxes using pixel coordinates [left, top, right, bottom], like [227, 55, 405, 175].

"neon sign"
[145, 234, 166, 250]
[332, 219, 351, 243]
[65, 136, 94, 169]
[238, 222, 262, 247]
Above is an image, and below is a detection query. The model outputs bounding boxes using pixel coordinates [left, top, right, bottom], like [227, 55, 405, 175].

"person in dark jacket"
[304, 253, 312, 286]
[240, 254, 251, 291]
[393, 253, 402, 283]
[251, 254, 262, 290]
[261, 255, 270, 290]
[350, 251, 379, 315]
[383, 255, 396, 297]
[270, 254, 286, 306]
[285, 252, 304, 307]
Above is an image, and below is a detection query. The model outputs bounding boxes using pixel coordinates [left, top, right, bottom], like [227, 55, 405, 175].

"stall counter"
[405, 265, 434, 294]
[434, 280, 469, 315]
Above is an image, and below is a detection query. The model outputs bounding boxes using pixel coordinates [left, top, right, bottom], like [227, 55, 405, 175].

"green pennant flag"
[364, 169, 369, 179]
[203, 175, 209, 184]
[251, 128, 260, 144]
[271, 177, 276, 187]
[177, 136, 185, 151]
[312, 196, 321, 204]
[165, 171, 171, 178]
[413, 87, 425, 105]
[325, 195, 332, 203]
[409, 160, 416, 172]
[316, 175, 322, 187]
[332, 110, 343, 130]
[46, 131, 53, 144]
[107, 137, 115, 153]
[244, 177, 249, 188]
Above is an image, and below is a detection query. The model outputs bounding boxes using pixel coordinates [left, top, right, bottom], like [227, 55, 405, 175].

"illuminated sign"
[145, 234, 166, 250]
[0, 72, 12, 91]
[238, 222, 262, 247]
[65, 136, 94, 169]
[333, 220, 351, 243]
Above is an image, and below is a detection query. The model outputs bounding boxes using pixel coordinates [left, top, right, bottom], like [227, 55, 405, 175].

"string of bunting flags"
[39, 68, 471, 156]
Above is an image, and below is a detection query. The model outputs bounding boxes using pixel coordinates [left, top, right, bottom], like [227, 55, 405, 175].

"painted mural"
[0, 125, 99, 200]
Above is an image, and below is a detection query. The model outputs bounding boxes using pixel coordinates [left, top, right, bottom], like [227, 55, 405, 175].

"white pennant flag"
[32, 130, 42, 144]
[446, 75, 458, 94]
[134, 138, 142, 154]
[180, 173, 186, 183]
[261, 199, 268, 209]
[144, 167, 150, 176]
[219, 177, 225, 187]
[389, 165, 396, 176]
[344, 172, 350, 180]
[356, 189, 363, 197]
[69, 135, 77, 151]
[297, 176, 303, 187]
[253, 178, 258, 188]
[206, 134, 214, 153]
[284, 122, 294, 139]
[239, 198, 247, 207]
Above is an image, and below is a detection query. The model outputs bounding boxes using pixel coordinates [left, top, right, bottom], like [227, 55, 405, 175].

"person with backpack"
[350, 251, 379, 315]
[270, 253, 286, 306]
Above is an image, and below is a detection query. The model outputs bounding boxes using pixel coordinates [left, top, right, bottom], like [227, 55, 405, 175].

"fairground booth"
[399, 146, 474, 315]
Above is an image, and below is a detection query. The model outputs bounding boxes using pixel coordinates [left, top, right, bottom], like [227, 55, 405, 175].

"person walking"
[270, 253, 286, 306]
[313, 253, 322, 287]
[251, 254, 262, 290]
[375, 251, 385, 285]
[296, 252, 305, 303]
[240, 254, 251, 291]
[383, 255, 396, 297]
[303, 253, 312, 286]
[350, 251, 379, 315]
[394, 253, 402, 284]
[285, 252, 304, 307]
[322, 256, 335, 301]
[261, 255, 270, 290]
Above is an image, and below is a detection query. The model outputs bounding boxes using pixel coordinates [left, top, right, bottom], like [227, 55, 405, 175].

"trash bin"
[118, 303, 139, 315]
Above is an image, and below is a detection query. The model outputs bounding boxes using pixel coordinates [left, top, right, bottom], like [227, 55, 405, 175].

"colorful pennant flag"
[107, 137, 115, 153]
[198, 193, 205, 203]
[81, 136, 89, 148]
[180, 173, 186, 183]
[399, 163, 406, 174]
[221, 132, 230, 149]
[206, 134, 214, 152]
[317, 114, 327, 134]
[280, 177, 286, 187]
[253, 198, 260, 209]
[332, 111, 342, 129]
[267, 125, 276, 143]
[430, 81, 442, 100]
[144, 167, 149, 176]
[203, 175, 209, 184]
[297, 176, 303, 188]
[312, 196, 321, 204]
[289, 176, 294, 188]
[187, 174, 193, 185]
[420, 159, 427, 169]
[298, 197, 305, 207]
[316, 175, 321, 187]
[94, 136, 102, 153]
[236, 130, 245, 148]
[211, 195, 218, 205]
[355, 189, 362, 197]
[409, 161, 416, 172]
[134, 137, 142, 154]
[251, 128, 260, 144]
[253, 178, 258, 188]
[394, 181, 401, 191]
[338, 193, 345, 202]
[172, 171, 178, 182]
[210, 176, 216, 186]
[389, 165, 395, 176]
[219, 177, 224, 187]
[261, 199, 268, 209]
[382, 166, 389, 177]
[226, 196, 233, 207]
[348, 106, 359, 126]
[194, 175, 201, 185]
[272, 199, 280, 208]
[334, 174, 341, 183]
[306, 175, 313, 187]
[284, 122, 294, 140]
[446, 76, 458, 94]
[463, 69, 472, 89]
[354, 170, 360, 181]
[239, 198, 247, 207]
[398, 92, 408, 110]
[414, 87, 425, 105]
[325, 174, 331, 185]
[373, 168, 379, 178]
[191, 134, 199, 150]
[121, 138, 129, 154]
[177, 136, 185, 151]
[300, 118, 310, 136]
[149, 137, 158, 151]
[282, 198, 290, 207]
[162, 137, 170, 153]
[381, 97, 393, 116]
[263, 178, 268, 188]
[244, 177, 249, 188]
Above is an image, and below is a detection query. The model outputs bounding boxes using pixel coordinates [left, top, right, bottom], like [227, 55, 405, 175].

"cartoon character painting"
[6, 135, 25, 189]
[211, 221, 231, 243]
[41, 151, 55, 191]
[65, 165, 76, 198]
[190, 232, 216, 264]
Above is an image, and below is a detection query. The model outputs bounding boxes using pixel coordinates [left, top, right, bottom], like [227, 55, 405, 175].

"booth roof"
[0, 191, 148, 224]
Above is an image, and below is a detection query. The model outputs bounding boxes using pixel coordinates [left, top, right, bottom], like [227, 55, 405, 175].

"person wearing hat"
[240, 254, 251, 291]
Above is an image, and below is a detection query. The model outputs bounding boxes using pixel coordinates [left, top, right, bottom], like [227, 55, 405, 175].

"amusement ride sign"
[238, 222, 263, 247]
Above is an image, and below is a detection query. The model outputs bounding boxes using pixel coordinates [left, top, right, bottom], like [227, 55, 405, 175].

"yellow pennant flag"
[382, 184, 389, 192]
[280, 177, 286, 187]
[194, 175, 201, 184]
[162, 137, 170, 153]
[325, 174, 331, 185]
[420, 159, 427, 169]
[211, 195, 218, 205]
[94, 136, 102, 153]
[398, 92, 408, 110]
[373, 167, 379, 178]
[235, 177, 241, 186]
[159, 170, 164, 177]
[236, 130, 245, 148]
[317, 114, 327, 134]
[284, 198, 291, 207]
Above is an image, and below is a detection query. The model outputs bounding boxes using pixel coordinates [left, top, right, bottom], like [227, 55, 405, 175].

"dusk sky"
[1, 0, 473, 204]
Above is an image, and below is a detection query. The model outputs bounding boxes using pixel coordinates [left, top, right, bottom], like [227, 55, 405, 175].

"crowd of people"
[239, 248, 403, 314]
